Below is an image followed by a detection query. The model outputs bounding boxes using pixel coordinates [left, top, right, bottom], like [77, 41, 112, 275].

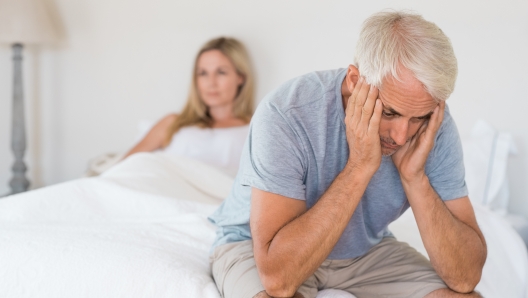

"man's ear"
[346, 65, 360, 93]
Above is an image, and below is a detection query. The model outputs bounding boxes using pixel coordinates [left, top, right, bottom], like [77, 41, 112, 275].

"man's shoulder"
[262, 68, 346, 113]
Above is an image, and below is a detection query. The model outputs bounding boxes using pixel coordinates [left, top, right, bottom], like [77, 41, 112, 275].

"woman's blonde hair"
[355, 11, 457, 102]
[164, 37, 255, 146]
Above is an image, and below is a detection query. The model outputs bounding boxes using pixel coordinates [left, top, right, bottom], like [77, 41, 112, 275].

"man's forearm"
[402, 176, 487, 293]
[258, 165, 369, 295]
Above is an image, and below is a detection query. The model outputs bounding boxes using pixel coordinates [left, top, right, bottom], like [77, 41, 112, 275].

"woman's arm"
[122, 114, 178, 159]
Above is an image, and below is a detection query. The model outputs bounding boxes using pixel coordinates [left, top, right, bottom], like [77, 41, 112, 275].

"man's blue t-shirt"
[208, 68, 468, 260]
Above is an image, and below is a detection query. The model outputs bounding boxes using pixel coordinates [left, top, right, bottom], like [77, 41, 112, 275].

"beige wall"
[1, 0, 527, 215]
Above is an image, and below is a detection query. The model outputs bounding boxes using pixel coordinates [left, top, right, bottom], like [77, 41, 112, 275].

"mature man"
[209, 11, 487, 298]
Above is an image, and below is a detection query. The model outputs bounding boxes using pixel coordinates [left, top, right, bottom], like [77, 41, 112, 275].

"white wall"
[1, 0, 527, 215]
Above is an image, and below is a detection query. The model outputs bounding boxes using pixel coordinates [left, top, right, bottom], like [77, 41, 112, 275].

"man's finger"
[360, 85, 379, 126]
[345, 77, 364, 122]
[425, 101, 445, 139]
[416, 120, 428, 140]
[353, 78, 372, 128]
[345, 94, 356, 119]
[354, 77, 371, 108]
[350, 77, 364, 99]
[368, 99, 383, 135]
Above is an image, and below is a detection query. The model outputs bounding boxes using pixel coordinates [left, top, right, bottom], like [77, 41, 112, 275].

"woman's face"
[196, 50, 244, 109]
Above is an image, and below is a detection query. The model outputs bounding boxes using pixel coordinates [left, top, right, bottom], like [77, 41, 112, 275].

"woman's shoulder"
[153, 113, 178, 129]
[145, 113, 178, 138]
[160, 113, 179, 124]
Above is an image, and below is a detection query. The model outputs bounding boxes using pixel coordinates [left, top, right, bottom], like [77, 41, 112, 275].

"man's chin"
[381, 146, 399, 156]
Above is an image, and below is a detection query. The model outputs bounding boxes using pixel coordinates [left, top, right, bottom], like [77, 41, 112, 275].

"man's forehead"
[366, 65, 436, 118]
[378, 85, 437, 118]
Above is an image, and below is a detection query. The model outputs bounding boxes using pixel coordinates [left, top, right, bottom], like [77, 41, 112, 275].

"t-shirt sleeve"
[425, 110, 468, 201]
[239, 101, 307, 201]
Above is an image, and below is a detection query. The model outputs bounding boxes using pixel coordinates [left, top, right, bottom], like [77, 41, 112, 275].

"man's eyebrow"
[383, 105, 402, 116]
[416, 111, 434, 119]
[382, 103, 433, 119]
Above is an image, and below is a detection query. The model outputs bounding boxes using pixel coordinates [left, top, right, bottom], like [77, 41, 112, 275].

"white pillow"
[462, 120, 517, 215]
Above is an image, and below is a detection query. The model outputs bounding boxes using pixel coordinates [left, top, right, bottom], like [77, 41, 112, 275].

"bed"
[1, 152, 527, 297]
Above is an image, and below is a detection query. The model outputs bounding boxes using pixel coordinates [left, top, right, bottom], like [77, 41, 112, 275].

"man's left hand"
[391, 101, 445, 183]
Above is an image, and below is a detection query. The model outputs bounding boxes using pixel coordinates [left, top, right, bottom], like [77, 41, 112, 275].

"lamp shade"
[0, 0, 58, 44]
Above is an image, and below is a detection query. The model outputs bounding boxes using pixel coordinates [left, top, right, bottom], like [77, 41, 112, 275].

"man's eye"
[382, 111, 395, 117]
[411, 116, 431, 122]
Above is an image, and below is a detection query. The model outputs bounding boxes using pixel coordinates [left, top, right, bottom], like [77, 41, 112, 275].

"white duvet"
[0, 153, 526, 298]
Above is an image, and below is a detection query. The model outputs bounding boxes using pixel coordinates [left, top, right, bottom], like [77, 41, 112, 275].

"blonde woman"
[123, 37, 255, 176]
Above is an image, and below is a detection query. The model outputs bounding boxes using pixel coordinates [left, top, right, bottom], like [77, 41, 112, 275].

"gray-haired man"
[209, 11, 486, 298]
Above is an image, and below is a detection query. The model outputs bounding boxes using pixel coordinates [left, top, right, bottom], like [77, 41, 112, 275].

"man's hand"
[344, 77, 383, 177]
[391, 101, 445, 183]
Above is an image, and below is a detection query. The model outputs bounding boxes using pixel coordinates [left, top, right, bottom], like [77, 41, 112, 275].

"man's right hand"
[344, 77, 383, 178]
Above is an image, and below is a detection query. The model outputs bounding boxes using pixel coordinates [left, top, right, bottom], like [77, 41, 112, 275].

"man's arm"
[408, 187, 486, 293]
[392, 102, 487, 293]
[251, 169, 369, 297]
[250, 76, 383, 297]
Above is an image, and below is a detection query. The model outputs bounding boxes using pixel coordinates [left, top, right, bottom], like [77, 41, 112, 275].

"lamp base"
[8, 43, 30, 195]
[9, 159, 30, 194]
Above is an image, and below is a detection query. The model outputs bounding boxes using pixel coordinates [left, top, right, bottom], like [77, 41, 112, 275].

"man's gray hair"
[354, 11, 457, 102]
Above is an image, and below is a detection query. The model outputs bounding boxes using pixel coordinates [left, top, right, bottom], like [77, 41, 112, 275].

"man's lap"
[210, 237, 447, 298]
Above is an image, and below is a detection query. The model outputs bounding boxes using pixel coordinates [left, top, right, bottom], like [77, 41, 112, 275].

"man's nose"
[390, 119, 409, 146]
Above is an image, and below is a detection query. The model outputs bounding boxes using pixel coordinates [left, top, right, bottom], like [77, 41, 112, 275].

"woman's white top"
[163, 125, 249, 177]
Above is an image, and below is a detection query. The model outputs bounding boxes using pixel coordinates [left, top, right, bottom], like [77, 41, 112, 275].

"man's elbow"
[445, 270, 483, 294]
[259, 270, 298, 297]
[444, 244, 486, 294]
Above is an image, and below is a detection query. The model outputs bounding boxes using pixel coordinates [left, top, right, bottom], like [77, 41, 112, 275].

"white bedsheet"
[0, 153, 526, 297]
[0, 153, 226, 298]
[389, 205, 528, 297]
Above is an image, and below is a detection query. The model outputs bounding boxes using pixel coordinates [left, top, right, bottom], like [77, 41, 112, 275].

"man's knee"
[253, 290, 305, 298]
[253, 291, 270, 298]
[426, 288, 482, 297]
